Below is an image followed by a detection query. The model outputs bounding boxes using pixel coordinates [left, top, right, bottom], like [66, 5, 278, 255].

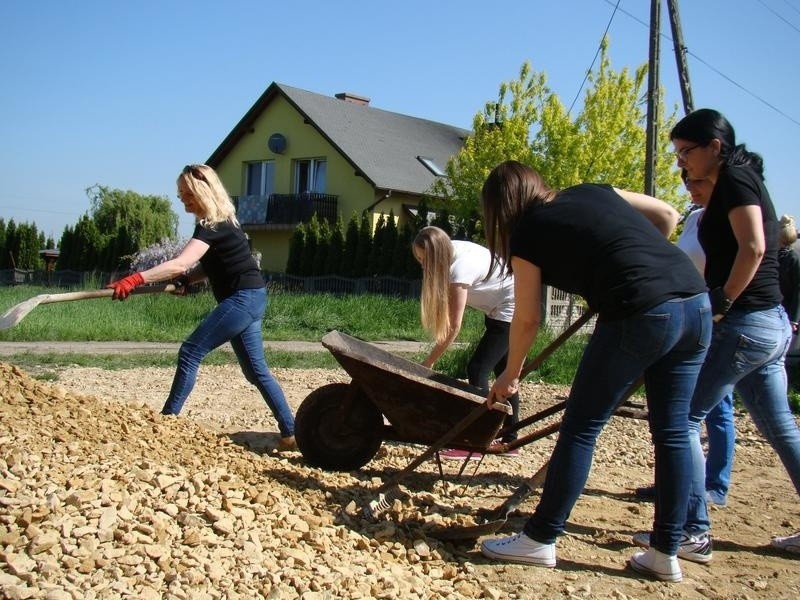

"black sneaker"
[632, 531, 713, 564]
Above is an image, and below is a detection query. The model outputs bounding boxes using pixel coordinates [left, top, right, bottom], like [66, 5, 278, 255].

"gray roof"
[207, 82, 471, 196]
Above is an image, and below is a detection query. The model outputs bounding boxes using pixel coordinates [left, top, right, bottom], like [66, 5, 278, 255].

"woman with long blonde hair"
[107, 164, 296, 451]
[413, 226, 518, 458]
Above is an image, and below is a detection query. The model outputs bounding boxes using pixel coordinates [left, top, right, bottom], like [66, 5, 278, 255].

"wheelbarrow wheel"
[295, 383, 383, 471]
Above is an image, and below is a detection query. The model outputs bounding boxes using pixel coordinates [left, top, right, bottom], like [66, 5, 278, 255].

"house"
[206, 82, 471, 272]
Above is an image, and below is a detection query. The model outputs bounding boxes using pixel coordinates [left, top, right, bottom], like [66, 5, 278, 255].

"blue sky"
[1, 0, 798, 242]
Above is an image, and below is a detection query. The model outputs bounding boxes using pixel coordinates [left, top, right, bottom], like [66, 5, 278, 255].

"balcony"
[233, 193, 338, 228]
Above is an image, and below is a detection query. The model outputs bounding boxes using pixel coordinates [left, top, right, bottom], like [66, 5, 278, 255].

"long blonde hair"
[779, 214, 798, 247]
[177, 164, 239, 228]
[413, 226, 453, 344]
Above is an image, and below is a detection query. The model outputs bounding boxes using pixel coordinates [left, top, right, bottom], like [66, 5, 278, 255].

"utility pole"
[644, 0, 661, 195]
[666, 0, 693, 115]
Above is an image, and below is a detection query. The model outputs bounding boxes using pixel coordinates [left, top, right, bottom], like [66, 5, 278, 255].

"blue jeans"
[467, 316, 519, 442]
[523, 293, 711, 555]
[685, 305, 800, 535]
[704, 393, 735, 503]
[161, 287, 295, 438]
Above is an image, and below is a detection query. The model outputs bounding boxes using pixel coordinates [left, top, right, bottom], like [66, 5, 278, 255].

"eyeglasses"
[674, 144, 701, 161]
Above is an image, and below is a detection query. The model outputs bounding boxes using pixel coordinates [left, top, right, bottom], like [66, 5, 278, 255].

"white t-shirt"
[676, 208, 705, 274]
[450, 240, 515, 322]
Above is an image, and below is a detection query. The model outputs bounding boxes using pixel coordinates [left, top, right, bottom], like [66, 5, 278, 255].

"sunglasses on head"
[182, 165, 207, 181]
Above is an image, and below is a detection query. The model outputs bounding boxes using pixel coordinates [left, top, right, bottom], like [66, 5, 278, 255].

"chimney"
[335, 92, 370, 106]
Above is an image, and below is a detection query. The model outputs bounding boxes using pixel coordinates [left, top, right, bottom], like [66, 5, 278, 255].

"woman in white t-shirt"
[412, 226, 518, 457]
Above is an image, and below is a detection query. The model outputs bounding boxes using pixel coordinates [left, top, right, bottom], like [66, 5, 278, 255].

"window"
[417, 156, 446, 177]
[294, 159, 327, 193]
[245, 161, 275, 196]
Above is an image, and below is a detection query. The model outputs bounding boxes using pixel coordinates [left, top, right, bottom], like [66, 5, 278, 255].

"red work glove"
[107, 272, 145, 301]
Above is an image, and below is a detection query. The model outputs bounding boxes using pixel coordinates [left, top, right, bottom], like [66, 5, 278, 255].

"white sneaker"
[771, 531, 800, 555]
[632, 530, 713, 564]
[629, 548, 682, 582]
[480, 532, 556, 567]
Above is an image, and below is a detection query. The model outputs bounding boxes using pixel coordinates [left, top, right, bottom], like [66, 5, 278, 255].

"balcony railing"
[233, 193, 338, 226]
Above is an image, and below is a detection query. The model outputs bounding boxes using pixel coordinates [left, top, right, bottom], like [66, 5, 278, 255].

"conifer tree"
[340, 213, 360, 277]
[353, 212, 372, 277]
[285, 223, 306, 275]
[367, 213, 386, 276]
[381, 210, 399, 275]
[325, 216, 345, 275]
[312, 217, 332, 276]
[301, 215, 321, 276]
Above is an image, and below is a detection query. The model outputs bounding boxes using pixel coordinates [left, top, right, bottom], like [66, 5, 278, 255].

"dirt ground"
[2, 360, 799, 599]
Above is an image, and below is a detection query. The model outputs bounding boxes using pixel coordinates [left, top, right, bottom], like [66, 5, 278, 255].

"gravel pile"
[2, 361, 799, 599]
[0, 364, 501, 599]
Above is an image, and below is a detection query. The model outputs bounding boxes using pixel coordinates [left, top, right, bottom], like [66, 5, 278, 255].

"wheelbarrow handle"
[519, 311, 594, 380]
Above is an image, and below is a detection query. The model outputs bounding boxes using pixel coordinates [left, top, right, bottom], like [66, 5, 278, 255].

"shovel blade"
[0, 296, 45, 331]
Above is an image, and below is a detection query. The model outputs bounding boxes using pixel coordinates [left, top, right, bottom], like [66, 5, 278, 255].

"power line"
[0, 204, 80, 217]
[781, 0, 800, 17]
[567, 0, 621, 116]
[757, 0, 800, 34]
[602, 0, 800, 128]
[685, 51, 800, 127]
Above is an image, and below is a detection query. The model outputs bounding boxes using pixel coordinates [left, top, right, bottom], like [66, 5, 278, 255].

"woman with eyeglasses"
[477, 160, 711, 582]
[107, 164, 296, 451]
[632, 108, 800, 560]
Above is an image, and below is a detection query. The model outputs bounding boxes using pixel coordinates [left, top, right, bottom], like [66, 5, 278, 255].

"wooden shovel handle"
[35, 283, 176, 305]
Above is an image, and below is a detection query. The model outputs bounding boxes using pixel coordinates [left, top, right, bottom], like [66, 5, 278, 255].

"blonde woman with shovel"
[107, 164, 296, 451]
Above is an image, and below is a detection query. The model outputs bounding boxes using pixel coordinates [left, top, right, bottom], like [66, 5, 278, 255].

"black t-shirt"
[193, 221, 265, 301]
[698, 165, 781, 311]
[510, 184, 707, 320]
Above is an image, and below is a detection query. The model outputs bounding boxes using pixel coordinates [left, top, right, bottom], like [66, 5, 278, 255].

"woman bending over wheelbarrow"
[107, 164, 296, 452]
[412, 226, 519, 458]
[478, 160, 711, 583]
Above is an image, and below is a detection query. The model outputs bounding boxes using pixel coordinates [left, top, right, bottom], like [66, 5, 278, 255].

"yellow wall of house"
[249, 229, 293, 273]
[214, 94, 424, 273]
[217, 96, 355, 272]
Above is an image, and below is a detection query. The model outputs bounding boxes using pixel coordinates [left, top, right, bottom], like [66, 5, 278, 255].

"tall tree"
[285, 224, 306, 275]
[324, 216, 345, 275]
[353, 212, 372, 277]
[340, 213, 360, 277]
[431, 41, 682, 229]
[82, 185, 178, 271]
[57, 215, 104, 271]
[367, 213, 387, 276]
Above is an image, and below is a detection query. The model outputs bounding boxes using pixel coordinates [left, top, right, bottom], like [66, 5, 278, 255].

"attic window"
[417, 156, 446, 177]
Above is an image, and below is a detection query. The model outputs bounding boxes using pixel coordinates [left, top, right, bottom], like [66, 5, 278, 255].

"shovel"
[0, 284, 177, 331]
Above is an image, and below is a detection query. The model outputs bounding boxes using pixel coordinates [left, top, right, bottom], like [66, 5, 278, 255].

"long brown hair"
[481, 161, 556, 275]
[413, 226, 453, 344]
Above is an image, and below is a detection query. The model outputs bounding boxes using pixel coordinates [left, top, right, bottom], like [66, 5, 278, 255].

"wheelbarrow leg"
[364, 400, 508, 518]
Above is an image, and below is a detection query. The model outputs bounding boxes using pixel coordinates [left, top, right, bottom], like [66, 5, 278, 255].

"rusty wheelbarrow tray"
[294, 330, 511, 472]
[294, 312, 595, 474]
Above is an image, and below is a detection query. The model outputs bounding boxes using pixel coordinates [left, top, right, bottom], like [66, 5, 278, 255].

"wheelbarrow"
[294, 312, 595, 474]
